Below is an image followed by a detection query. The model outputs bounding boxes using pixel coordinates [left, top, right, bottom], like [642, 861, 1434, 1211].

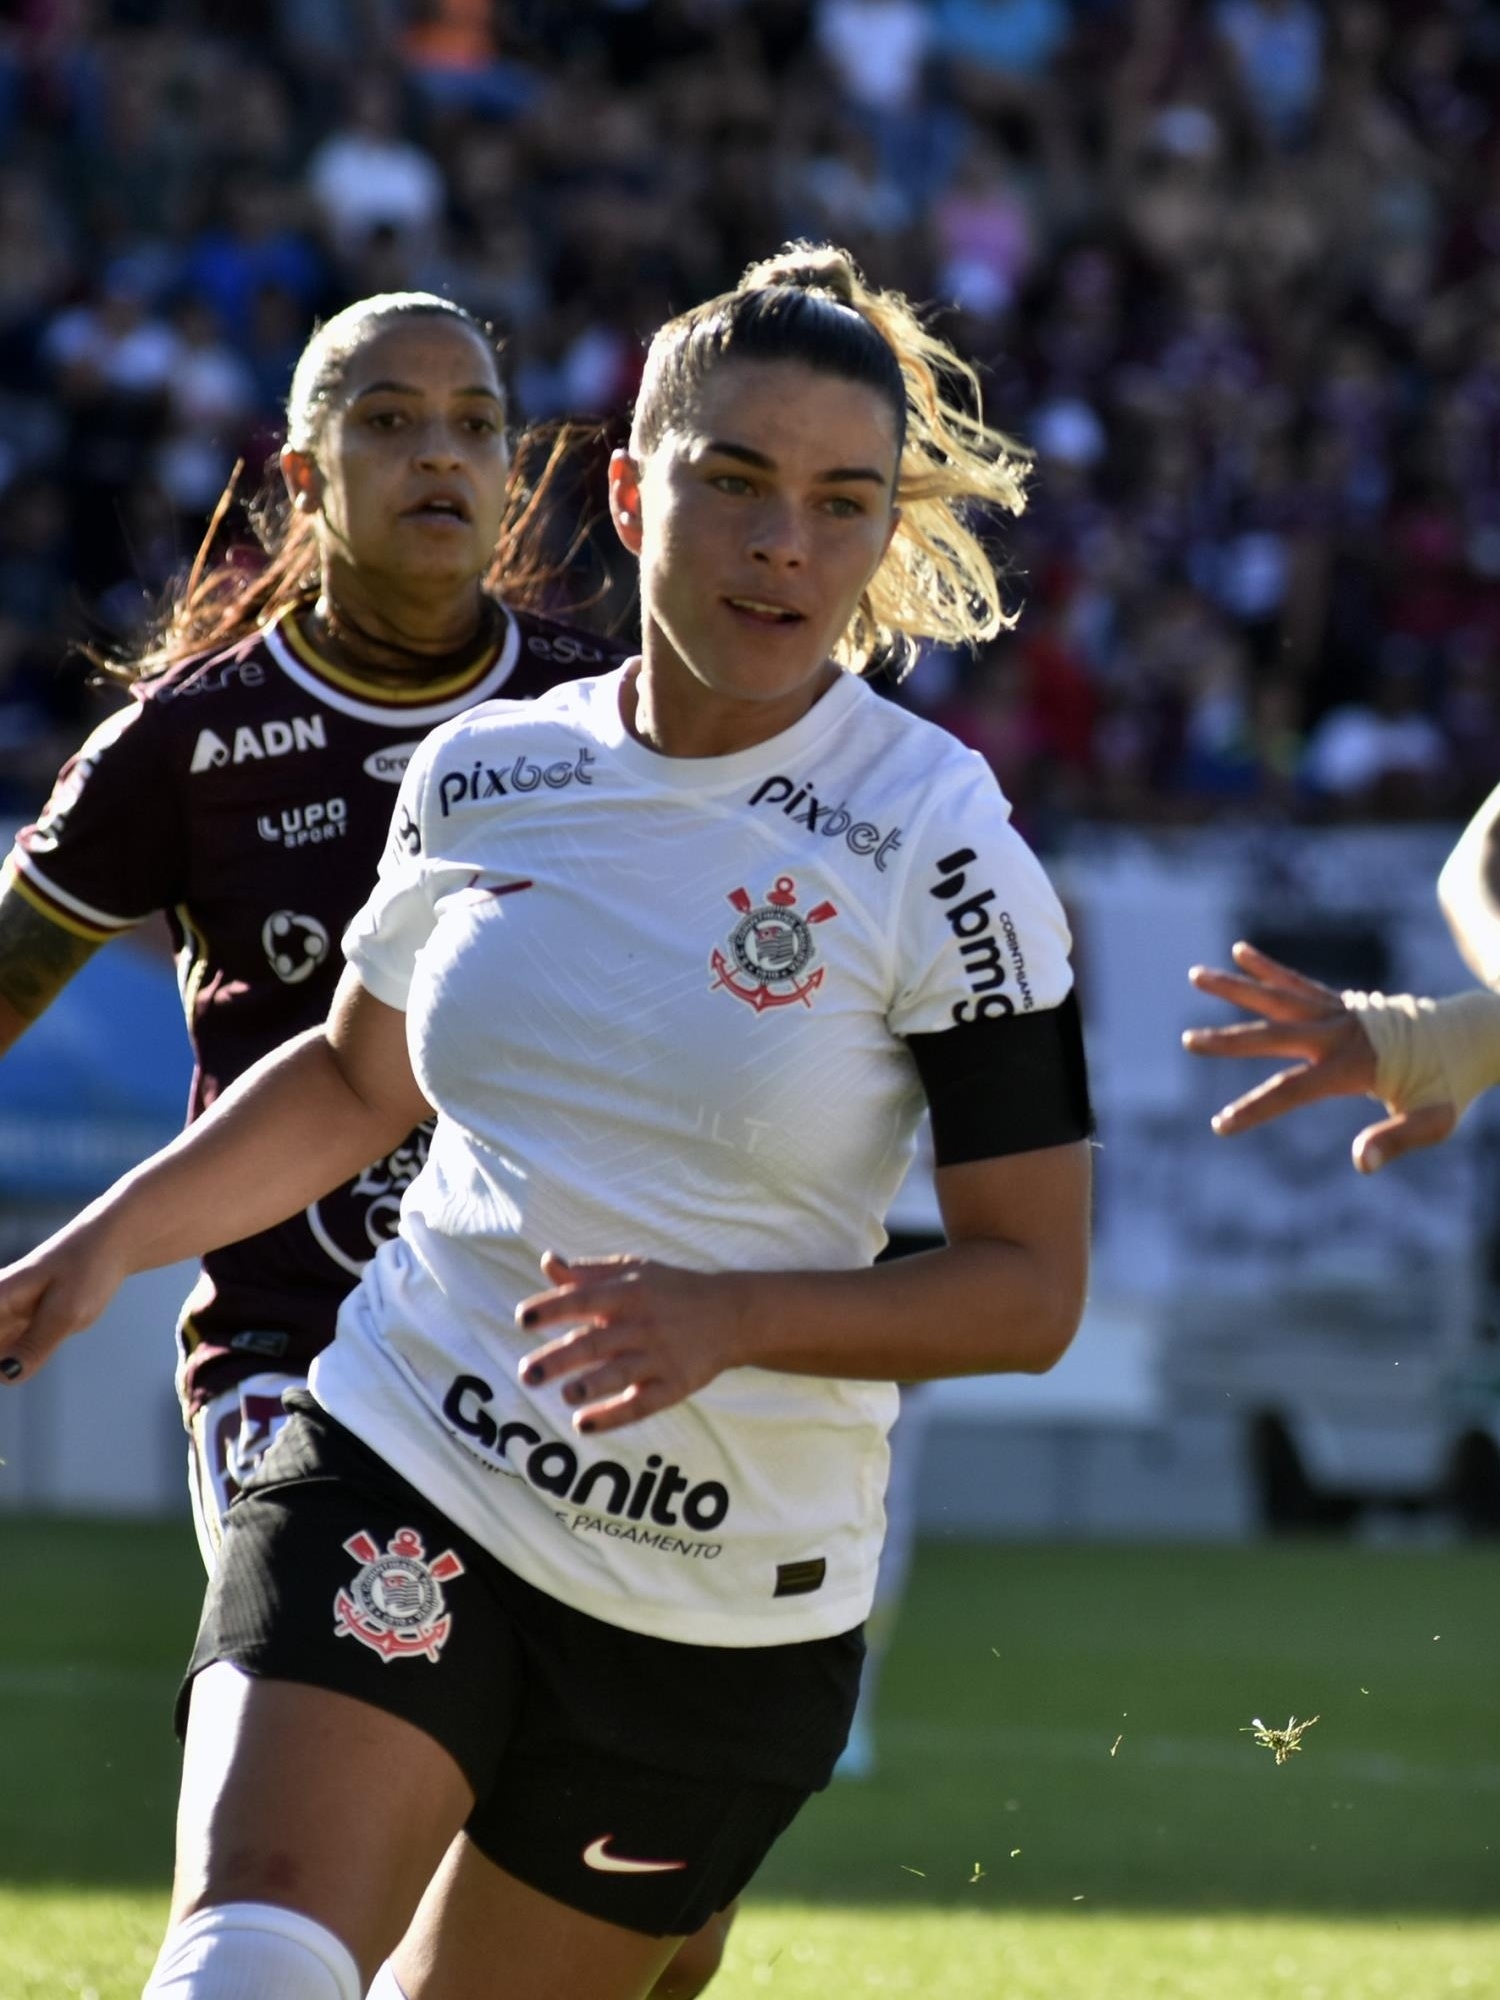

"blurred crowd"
[2, 0, 1500, 835]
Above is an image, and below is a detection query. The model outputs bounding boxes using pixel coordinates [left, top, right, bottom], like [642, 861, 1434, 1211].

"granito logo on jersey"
[363, 741, 421, 783]
[444, 1375, 731, 1534]
[437, 746, 595, 815]
[333, 1526, 465, 1663]
[262, 910, 330, 984]
[748, 775, 904, 871]
[190, 716, 327, 773]
[257, 798, 347, 847]
[929, 847, 1031, 1021]
[709, 875, 836, 1012]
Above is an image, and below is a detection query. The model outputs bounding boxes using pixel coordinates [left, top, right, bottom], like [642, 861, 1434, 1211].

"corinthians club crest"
[710, 875, 837, 1012]
[333, 1526, 465, 1663]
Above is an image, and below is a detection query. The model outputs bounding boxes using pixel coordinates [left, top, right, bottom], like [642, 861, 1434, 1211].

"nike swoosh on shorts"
[581, 1835, 688, 1874]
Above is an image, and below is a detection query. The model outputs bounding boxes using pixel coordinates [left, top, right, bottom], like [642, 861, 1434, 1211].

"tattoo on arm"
[0, 889, 103, 1038]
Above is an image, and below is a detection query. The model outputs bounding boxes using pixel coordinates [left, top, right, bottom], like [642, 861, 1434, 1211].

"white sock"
[143, 1902, 361, 2000]
[367, 1966, 410, 1999]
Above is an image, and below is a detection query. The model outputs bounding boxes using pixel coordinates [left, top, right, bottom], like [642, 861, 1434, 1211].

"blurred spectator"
[1214, 0, 1324, 150]
[1301, 653, 1449, 816]
[398, 0, 541, 121]
[181, 178, 327, 348]
[156, 300, 257, 517]
[306, 70, 445, 268]
[7, 0, 1500, 834]
[815, 0, 930, 116]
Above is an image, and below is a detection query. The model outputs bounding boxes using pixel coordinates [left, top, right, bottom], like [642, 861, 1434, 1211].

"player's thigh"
[393, 1835, 681, 2000]
[653, 1898, 739, 1999]
[173, 1662, 474, 1986]
[175, 1397, 519, 1980]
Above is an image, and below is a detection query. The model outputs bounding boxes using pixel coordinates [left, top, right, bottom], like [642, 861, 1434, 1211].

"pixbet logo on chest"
[438, 745, 595, 815]
[748, 774, 903, 870]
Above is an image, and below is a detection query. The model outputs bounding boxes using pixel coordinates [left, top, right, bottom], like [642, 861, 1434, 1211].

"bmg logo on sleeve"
[930, 847, 1033, 1021]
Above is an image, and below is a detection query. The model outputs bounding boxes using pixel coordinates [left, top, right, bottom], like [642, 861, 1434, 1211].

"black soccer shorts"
[181, 1393, 863, 1936]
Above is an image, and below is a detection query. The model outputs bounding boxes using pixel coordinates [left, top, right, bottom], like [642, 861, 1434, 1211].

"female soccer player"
[0, 244, 1094, 2000]
[0, 288, 622, 1562]
[0, 289, 738, 1998]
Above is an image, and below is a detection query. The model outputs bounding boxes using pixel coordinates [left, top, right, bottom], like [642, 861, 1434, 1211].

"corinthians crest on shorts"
[333, 1526, 465, 1663]
[709, 874, 837, 1012]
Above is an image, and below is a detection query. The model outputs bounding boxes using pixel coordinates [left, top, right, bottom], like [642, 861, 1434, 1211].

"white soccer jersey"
[313, 665, 1075, 1645]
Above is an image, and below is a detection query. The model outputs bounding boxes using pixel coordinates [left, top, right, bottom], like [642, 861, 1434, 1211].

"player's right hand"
[1181, 940, 1457, 1173]
[0, 1221, 131, 1383]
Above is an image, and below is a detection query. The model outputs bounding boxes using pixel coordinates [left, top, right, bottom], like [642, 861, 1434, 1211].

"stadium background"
[1, 5, 1498, 1997]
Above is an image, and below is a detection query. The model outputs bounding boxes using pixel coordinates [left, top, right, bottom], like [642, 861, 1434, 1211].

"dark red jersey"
[6, 601, 628, 1408]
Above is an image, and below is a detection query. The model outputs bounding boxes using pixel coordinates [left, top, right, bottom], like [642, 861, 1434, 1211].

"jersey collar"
[263, 602, 521, 725]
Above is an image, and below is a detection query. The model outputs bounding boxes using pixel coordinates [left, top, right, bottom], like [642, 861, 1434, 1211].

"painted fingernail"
[0, 1358, 22, 1381]
[578, 1418, 595, 1434]
[564, 1381, 585, 1404]
[523, 1364, 544, 1386]
[520, 1309, 537, 1330]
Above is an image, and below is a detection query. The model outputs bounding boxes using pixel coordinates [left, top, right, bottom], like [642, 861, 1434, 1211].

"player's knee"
[650, 1903, 736, 1998]
[143, 1902, 361, 2000]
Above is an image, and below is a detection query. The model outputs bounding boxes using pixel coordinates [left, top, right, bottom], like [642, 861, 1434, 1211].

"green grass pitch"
[1, 1521, 1496, 1997]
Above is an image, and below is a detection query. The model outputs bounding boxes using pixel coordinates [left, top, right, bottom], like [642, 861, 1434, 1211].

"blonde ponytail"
[635, 241, 1032, 675]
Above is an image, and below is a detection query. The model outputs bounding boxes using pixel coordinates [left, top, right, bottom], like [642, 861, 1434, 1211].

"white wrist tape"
[1342, 987, 1500, 1119]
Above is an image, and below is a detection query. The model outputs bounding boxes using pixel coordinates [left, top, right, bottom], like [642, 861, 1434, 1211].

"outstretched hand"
[0, 1219, 132, 1384]
[1182, 940, 1457, 1173]
[515, 1251, 746, 1435]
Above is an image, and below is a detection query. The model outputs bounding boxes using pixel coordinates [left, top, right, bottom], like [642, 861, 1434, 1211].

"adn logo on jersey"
[709, 875, 837, 1013]
[190, 716, 327, 773]
[333, 1526, 465, 1663]
[257, 798, 348, 847]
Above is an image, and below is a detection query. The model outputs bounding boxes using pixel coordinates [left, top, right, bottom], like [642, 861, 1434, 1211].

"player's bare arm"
[0, 968, 430, 1382]
[1183, 939, 1465, 1173]
[514, 1138, 1091, 1436]
[0, 884, 102, 1053]
[1437, 779, 1500, 988]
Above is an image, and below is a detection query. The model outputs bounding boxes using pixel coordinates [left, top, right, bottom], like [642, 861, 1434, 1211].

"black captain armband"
[905, 989, 1094, 1166]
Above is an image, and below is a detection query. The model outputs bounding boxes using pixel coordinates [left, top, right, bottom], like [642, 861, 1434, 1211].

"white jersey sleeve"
[341, 731, 443, 1010]
[887, 749, 1073, 1036]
